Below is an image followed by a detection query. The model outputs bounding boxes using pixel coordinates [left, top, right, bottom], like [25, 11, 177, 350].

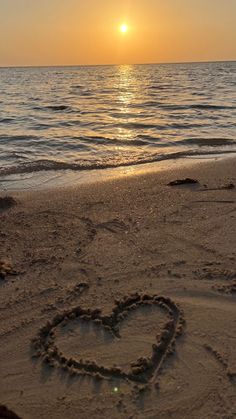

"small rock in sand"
[0, 259, 17, 279]
[0, 196, 17, 211]
[0, 404, 22, 419]
[168, 178, 199, 186]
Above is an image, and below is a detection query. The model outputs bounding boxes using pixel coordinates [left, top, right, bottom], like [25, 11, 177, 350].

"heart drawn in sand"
[32, 294, 185, 386]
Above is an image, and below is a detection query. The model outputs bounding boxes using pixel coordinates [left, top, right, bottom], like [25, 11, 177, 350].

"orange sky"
[0, 0, 236, 66]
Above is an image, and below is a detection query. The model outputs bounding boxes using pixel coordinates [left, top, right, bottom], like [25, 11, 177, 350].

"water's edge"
[1, 153, 235, 192]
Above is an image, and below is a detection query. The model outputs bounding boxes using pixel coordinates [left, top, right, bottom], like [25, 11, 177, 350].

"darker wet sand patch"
[0, 196, 16, 213]
[0, 404, 21, 419]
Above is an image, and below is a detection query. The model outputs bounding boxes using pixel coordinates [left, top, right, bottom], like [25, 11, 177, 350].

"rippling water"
[0, 62, 236, 176]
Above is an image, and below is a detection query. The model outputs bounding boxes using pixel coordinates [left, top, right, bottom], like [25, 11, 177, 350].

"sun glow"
[120, 23, 128, 34]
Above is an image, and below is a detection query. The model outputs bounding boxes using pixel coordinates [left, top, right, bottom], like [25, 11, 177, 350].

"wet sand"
[0, 157, 236, 419]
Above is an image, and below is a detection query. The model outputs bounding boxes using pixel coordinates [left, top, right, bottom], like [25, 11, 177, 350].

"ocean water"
[0, 62, 236, 178]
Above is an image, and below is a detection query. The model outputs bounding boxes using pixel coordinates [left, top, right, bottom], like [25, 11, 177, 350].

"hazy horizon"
[0, 0, 236, 67]
[0, 59, 236, 70]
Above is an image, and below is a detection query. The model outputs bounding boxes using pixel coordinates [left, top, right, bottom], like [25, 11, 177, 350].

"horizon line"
[0, 59, 235, 69]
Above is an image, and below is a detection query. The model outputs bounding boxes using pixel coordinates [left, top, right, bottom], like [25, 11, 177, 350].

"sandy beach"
[0, 157, 236, 419]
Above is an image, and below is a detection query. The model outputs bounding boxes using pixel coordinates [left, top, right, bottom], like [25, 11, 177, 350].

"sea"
[0, 61, 236, 188]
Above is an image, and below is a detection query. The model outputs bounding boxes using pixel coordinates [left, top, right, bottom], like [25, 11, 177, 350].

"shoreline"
[1, 153, 235, 193]
[0, 156, 235, 418]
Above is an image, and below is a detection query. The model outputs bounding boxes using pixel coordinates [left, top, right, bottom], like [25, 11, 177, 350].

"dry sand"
[0, 157, 236, 419]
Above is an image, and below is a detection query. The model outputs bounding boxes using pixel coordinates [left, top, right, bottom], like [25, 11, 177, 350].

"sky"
[0, 0, 236, 66]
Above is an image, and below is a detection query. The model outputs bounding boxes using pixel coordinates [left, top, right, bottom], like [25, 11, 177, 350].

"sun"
[120, 23, 128, 34]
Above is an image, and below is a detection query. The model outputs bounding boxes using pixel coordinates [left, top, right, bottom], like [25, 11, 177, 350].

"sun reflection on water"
[115, 65, 138, 141]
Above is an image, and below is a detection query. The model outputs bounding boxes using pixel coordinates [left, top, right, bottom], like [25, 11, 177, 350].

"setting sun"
[120, 23, 128, 34]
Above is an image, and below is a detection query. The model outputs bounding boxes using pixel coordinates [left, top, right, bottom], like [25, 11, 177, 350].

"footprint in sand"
[96, 219, 128, 234]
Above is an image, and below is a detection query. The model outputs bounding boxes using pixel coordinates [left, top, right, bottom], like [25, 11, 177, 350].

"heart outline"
[32, 294, 184, 385]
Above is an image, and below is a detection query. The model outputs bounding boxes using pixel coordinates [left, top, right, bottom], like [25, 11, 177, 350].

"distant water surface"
[0, 62, 236, 176]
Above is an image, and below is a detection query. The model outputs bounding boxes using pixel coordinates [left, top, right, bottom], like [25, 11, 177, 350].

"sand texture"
[0, 158, 236, 419]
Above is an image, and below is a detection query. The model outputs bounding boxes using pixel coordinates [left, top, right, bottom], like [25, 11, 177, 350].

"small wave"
[29, 97, 40, 101]
[167, 122, 209, 129]
[148, 85, 169, 90]
[2, 152, 29, 160]
[0, 134, 39, 142]
[71, 86, 93, 97]
[33, 105, 72, 112]
[112, 121, 209, 131]
[136, 102, 236, 111]
[136, 101, 160, 108]
[160, 104, 236, 111]
[46, 105, 70, 111]
[1, 149, 236, 177]
[80, 91, 93, 97]
[179, 137, 236, 147]
[68, 135, 149, 147]
[0, 117, 14, 124]
[190, 104, 235, 110]
[113, 122, 158, 130]
[110, 112, 143, 119]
